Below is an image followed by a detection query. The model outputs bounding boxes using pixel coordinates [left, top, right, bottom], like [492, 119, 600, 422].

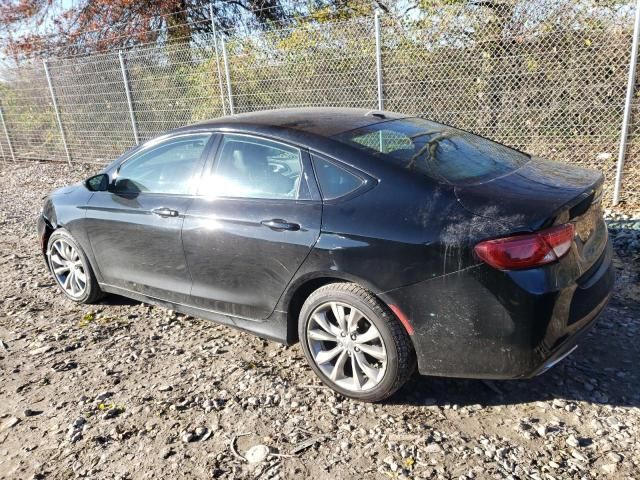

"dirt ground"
[0, 161, 639, 480]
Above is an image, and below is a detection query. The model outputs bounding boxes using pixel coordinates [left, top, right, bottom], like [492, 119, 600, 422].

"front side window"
[206, 134, 302, 200]
[115, 134, 211, 194]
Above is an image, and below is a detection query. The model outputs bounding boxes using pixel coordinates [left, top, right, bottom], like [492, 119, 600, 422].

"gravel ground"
[0, 161, 639, 480]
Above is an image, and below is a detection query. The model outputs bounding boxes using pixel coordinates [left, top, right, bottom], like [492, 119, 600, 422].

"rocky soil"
[0, 161, 639, 480]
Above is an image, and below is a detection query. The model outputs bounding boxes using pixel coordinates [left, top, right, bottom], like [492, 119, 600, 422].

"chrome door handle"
[260, 219, 300, 231]
[152, 207, 179, 218]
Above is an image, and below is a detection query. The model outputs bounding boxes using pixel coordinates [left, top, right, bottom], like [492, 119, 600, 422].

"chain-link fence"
[0, 0, 639, 206]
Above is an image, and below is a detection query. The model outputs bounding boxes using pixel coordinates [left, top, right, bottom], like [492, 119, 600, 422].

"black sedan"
[37, 108, 614, 402]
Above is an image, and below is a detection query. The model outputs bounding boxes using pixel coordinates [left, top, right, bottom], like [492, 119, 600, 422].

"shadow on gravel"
[392, 225, 640, 410]
[98, 294, 140, 307]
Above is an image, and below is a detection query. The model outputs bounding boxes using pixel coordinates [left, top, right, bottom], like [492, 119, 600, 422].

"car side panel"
[273, 164, 539, 345]
[100, 282, 290, 343]
[183, 196, 322, 319]
[84, 192, 195, 303]
[381, 238, 614, 378]
[40, 185, 98, 274]
[290, 169, 517, 293]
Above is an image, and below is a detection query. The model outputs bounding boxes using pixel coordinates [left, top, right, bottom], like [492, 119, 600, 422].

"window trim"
[112, 132, 214, 196]
[201, 132, 311, 201]
[310, 152, 376, 203]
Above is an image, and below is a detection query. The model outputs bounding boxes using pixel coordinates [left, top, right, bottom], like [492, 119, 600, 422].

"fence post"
[613, 0, 640, 205]
[43, 59, 72, 166]
[221, 38, 235, 115]
[210, 4, 227, 116]
[374, 10, 384, 111]
[119, 51, 140, 145]
[0, 105, 16, 162]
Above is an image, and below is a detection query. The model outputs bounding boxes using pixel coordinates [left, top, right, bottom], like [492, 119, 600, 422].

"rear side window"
[333, 117, 530, 186]
[312, 156, 364, 200]
[206, 134, 302, 200]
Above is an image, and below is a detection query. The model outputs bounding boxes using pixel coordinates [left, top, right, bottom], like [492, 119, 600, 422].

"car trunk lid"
[455, 157, 607, 273]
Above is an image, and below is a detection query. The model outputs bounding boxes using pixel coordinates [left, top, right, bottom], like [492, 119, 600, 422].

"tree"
[0, 0, 317, 61]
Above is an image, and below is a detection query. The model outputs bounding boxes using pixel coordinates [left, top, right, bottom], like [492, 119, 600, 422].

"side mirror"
[85, 173, 110, 192]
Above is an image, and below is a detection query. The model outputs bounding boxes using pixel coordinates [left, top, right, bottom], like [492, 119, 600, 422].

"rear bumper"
[526, 289, 609, 377]
[382, 237, 614, 379]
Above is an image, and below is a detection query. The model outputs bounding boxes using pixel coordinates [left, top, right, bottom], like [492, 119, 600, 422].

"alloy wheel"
[49, 238, 87, 298]
[306, 301, 387, 392]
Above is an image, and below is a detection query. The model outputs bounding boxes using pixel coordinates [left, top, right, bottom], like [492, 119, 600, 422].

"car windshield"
[333, 117, 530, 186]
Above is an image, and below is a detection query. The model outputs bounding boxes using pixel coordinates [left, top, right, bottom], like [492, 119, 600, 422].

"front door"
[85, 133, 213, 303]
[182, 133, 322, 319]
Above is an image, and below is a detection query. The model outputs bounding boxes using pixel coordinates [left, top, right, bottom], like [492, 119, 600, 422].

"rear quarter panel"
[280, 163, 526, 303]
[274, 161, 538, 349]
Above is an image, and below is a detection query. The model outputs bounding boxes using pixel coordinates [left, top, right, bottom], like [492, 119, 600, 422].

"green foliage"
[79, 312, 95, 328]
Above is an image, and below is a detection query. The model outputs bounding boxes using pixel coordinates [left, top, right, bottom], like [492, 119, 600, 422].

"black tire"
[298, 282, 416, 402]
[47, 229, 104, 304]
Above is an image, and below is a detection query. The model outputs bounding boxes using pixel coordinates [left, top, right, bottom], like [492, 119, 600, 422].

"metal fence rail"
[1, 0, 639, 206]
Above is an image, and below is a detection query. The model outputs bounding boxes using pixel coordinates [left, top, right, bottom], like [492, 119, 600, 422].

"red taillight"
[474, 224, 575, 270]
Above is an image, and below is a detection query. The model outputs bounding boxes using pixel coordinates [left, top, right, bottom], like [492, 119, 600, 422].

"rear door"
[182, 133, 322, 319]
[85, 132, 213, 303]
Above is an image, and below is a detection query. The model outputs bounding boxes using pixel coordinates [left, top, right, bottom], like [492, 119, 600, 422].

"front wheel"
[47, 229, 104, 304]
[298, 283, 416, 402]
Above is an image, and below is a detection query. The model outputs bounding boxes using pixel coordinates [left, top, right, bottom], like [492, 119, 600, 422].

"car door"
[182, 133, 322, 320]
[85, 132, 213, 303]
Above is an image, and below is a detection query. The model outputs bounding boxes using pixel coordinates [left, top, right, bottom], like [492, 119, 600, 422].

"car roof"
[175, 107, 410, 139]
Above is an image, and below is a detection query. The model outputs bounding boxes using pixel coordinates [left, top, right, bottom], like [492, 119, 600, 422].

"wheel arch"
[45, 225, 104, 285]
[282, 271, 412, 344]
[39, 216, 56, 259]
[293, 278, 418, 401]
[39, 198, 60, 259]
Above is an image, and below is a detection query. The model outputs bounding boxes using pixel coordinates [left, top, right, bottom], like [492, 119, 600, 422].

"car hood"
[454, 157, 603, 231]
[50, 182, 84, 196]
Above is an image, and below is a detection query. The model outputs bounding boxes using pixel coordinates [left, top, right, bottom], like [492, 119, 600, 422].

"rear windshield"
[333, 117, 530, 186]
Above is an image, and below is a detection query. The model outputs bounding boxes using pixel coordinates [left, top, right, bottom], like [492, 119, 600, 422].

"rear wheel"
[47, 229, 103, 304]
[298, 282, 416, 402]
